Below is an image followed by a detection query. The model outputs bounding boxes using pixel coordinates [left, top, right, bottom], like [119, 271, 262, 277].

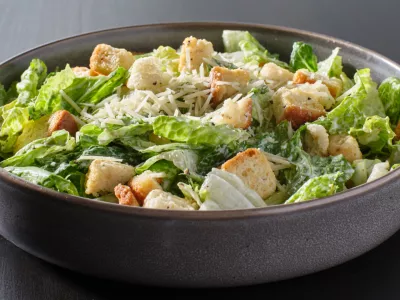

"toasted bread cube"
[221, 148, 276, 199]
[128, 171, 163, 204]
[48, 110, 78, 136]
[259, 62, 294, 89]
[211, 97, 252, 129]
[126, 57, 166, 92]
[293, 69, 343, 97]
[143, 190, 196, 210]
[114, 184, 140, 206]
[210, 66, 250, 107]
[272, 84, 328, 129]
[178, 36, 214, 72]
[89, 44, 135, 75]
[85, 160, 135, 196]
[303, 124, 329, 157]
[72, 66, 91, 77]
[328, 135, 362, 162]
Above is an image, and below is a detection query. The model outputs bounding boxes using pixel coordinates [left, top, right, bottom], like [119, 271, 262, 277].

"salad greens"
[0, 30, 399, 211]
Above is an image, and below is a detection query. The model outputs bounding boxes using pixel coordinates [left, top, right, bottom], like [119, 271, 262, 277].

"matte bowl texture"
[0, 22, 400, 288]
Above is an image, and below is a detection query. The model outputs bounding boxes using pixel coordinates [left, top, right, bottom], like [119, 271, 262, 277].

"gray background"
[1, 0, 400, 299]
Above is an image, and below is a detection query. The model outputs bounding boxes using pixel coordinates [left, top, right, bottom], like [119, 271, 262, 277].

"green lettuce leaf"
[153, 46, 179, 74]
[378, 77, 400, 125]
[1, 130, 75, 167]
[317, 47, 342, 78]
[152, 116, 249, 146]
[249, 85, 273, 128]
[30, 64, 75, 119]
[16, 59, 47, 106]
[290, 42, 318, 72]
[325, 68, 385, 134]
[5, 166, 79, 196]
[349, 159, 382, 187]
[339, 72, 354, 95]
[285, 172, 345, 204]
[6, 82, 18, 103]
[0, 104, 30, 155]
[349, 116, 395, 155]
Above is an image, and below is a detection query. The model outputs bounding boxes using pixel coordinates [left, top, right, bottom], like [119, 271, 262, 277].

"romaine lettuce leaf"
[367, 161, 389, 182]
[325, 68, 385, 134]
[349, 158, 382, 187]
[1, 130, 75, 167]
[249, 85, 273, 128]
[290, 42, 318, 72]
[5, 166, 79, 196]
[285, 172, 345, 204]
[222, 30, 290, 69]
[349, 116, 395, 155]
[378, 77, 400, 125]
[153, 46, 179, 74]
[317, 47, 342, 78]
[199, 168, 266, 210]
[30, 65, 75, 119]
[16, 59, 47, 106]
[152, 116, 249, 146]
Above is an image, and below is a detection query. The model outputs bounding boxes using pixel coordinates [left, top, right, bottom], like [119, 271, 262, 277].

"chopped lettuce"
[350, 116, 395, 155]
[290, 42, 318, 72]
[5, 166, 79, 196]
[1, 130, 75, 167]
[249, 85, 273, 128]
[325, 68, 385, 134]
[285, 172, 345, 204]
[222, 30, 290, 69]
[378, 77, 400, 125]
[152, 116, 249, 146]
[16, 59, 47, 106]
[153, 46, 180, 74]
[367, 161, 390, 182]
[199, 168, 266, 210]
[350, 159, 382, 187]
[317, 47, 343, 78]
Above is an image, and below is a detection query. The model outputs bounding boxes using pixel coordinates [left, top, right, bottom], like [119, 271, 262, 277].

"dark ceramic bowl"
[0, 22, 400, 288]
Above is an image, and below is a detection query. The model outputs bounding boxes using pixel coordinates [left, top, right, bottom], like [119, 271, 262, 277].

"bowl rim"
[1, 21, 400, 220]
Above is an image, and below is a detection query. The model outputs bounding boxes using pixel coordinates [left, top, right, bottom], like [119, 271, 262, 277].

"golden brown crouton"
[178, 36, 214, 72]
[89, 44, 135, 75]
[143, 190, 196, 210]
[48, 110, 78, 136]
[293, 69, 343, 97]
[211, 97, 252, 129]
[210, 66, 250, 108]
[221, 148, 276, 199]
[328, 135, 363, 162]
[259, 62, 294, 89]
[114, 184, 140, 206]
[272, 85, 328, 129]
[72, 66, 91, 77]
[85, 160, 135, 197]
[303, 124, 329, 157]
[128, 171, 163, 205]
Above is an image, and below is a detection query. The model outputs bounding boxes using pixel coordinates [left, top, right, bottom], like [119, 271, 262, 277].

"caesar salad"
[0, 30, 399, 211]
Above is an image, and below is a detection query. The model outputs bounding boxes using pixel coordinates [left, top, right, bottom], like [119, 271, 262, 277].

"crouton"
[293, 69, 343, 98]
[259, 62, 294, 89]
[178, 36, 214, 72]
[210, 66, 250, 107]
[211, 97, 252, 129]
[126, 57, 165, 92]
[89, 44, 135, 75]
[85, 160, 135, 196]
[303, 124, 329, 157]
[114, 184, 140, 206]
[328, 135, 363, 162]
[143, 190, 196, 210]
[128, 171, 163, 204]
[272, 84, 328, 129]
[221, 148, 276, 199]
[47, 110, 78, 137]
[72, 66, 91, 77]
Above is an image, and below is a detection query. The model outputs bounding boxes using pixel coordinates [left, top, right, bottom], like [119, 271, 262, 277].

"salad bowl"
[0, 22, 400, 287]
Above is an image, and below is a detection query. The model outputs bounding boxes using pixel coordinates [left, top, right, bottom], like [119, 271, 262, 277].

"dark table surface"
[0, 0, 399, 299]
